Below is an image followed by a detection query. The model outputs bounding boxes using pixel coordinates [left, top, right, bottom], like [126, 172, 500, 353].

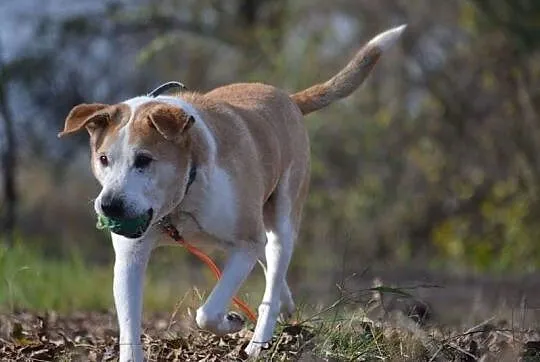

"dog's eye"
[134, 154, 153, 169]
[99, 155, 109, 167]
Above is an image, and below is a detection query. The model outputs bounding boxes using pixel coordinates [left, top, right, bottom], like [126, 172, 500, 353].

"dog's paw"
[279, 310, 293, 323]
[196, 309, 246, 335]
[279, 300, 296, 323]
[225, 311, 245, 333]
[244, 341, 265, 358]
[279, 302, 295, 323]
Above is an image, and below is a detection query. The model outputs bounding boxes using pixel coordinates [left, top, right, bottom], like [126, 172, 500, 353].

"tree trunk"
[0, 41, 17, 246]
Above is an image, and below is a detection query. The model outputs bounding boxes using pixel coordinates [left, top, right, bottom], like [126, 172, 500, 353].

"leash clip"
[158, 216, 183, 242]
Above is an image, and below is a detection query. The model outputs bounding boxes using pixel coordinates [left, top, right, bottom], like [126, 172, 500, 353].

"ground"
[3, 243, 540, 360]
[0, 311, 314, 361]
[1, 307, 540, 361]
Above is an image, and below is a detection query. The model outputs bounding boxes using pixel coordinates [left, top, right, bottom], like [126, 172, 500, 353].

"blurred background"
[1, 0, 540, 324]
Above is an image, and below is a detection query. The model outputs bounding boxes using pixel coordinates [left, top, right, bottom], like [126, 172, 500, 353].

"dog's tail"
[291, 25, 406, 115]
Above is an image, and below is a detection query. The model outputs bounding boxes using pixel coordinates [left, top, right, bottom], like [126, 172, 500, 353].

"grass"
[0, 238, 264, 313]
[0, 240, 197, 312]
[291, 297, 430, 361]
[0, 241, 112, 311]
[309, 314, 433, 361]
[316, 318, 390, 360]
[0, 240, 537, 361]
[299, 306, 529, 361]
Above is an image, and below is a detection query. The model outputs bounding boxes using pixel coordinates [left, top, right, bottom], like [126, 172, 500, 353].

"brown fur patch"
[133, 102, 194, 142]
[59, 103, 110, 137]
[91, 104, 131, 153]
[127, 101, 193, 176]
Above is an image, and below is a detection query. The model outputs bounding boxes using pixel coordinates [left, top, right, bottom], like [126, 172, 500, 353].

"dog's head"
[59, 97, 196, 239]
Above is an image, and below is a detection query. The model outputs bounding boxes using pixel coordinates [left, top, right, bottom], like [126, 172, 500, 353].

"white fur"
[123, 95, 239, 241]
[109, 95, 245, 361]
[132, 100, 241, 236]
[258, 234, 296, 319]
[112, 232, 157, 362]
[367, 24, 407, 51]
[101, 96, 177, 362]
[123, 96, 154, 116]
[197, 166, 238, 241]
[246, 168, 295, 355]
[196, 247, 257, 335]
[93, 125, 156, 219]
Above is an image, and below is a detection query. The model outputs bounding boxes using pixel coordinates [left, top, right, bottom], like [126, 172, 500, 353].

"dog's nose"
[100, 196, 125, 219]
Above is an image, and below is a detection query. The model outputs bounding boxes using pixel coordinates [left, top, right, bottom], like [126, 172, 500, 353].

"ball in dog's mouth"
[96, 209, 153, 239]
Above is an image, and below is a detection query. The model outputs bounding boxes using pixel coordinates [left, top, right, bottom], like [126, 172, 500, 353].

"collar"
[185, 162, 197, 195]
[157, 162, 196, 236]
[148, 81, 195, 196]
[149, 81, 196, 227]
[147, 81, 187, 97]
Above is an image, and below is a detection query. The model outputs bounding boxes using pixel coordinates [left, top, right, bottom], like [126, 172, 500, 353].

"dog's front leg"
[112, 233, 156, 362]
[196, 247, 257, 335]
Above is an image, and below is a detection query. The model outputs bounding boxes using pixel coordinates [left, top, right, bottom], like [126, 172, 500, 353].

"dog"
[59, 24, 406, 361]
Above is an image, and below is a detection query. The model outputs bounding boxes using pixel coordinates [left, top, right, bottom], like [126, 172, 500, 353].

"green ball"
[96, 213, 151, 238]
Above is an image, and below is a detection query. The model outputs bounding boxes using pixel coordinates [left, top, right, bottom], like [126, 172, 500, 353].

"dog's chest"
[175, 166, 239, 247]
[199, 166, 238, 236]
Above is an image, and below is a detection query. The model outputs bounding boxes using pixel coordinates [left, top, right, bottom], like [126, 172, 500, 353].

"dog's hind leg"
[257, 257, 296, 321]
[246, 167, 307, 356]
[280, 278, 296, 320]
[246, 217, 295, 356]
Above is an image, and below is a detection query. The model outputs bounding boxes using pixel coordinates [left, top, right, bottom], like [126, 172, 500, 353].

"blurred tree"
[3, 0, 540, 275]
[0, 40, 17, 245]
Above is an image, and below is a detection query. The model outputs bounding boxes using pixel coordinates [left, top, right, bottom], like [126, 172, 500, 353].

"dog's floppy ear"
[147, 104, 195, 142]
[58, 103, 110, 138]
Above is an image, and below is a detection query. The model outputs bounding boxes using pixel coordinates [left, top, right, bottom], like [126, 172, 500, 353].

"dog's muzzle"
[96, 208, 154, 239]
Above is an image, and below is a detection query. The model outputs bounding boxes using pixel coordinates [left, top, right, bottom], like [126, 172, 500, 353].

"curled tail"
[291, 25, 406, 115]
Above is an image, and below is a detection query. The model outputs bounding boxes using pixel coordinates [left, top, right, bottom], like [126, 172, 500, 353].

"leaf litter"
[1, 309, 540, 361]
[0, 311, 315, 361]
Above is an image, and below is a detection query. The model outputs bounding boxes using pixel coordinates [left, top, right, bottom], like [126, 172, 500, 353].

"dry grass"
[1, 302, 540, 361]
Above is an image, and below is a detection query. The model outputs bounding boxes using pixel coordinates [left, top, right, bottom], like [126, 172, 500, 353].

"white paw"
[224, 311, 245, 333]
[244, 341, 264, 358]
[196, 308, 245, 335]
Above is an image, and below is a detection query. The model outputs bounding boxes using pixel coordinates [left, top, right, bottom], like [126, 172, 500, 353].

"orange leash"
[160, 219, 258, 323]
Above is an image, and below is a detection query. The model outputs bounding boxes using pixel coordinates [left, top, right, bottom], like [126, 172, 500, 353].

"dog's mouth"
[96, 209, 154, 239]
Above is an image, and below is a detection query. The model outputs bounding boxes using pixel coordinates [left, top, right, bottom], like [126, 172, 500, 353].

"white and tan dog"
[59, 25, 406, 361]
